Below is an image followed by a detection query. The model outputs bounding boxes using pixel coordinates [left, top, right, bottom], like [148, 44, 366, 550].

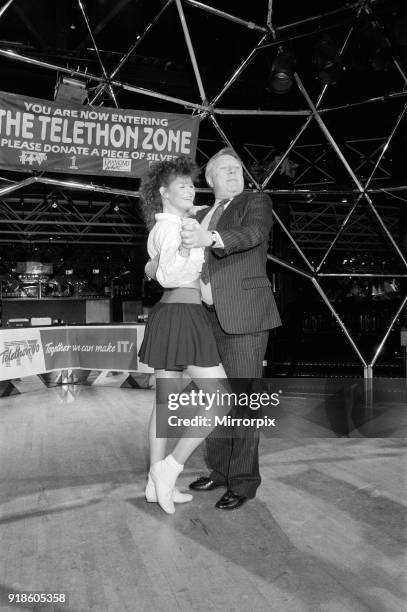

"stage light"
[369, 26, 392, 71]
[357, 16, 392, 71]
[51, 198, 58, 209]
[269, 47, 295, 94]
[54, 76, 88, 104]
[113, 204, 120, 212]
[394, 6, 407, 46]
[314, 35, 343, 84]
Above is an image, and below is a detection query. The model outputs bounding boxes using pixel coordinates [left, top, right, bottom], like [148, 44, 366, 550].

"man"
[180, 148, 281, 510]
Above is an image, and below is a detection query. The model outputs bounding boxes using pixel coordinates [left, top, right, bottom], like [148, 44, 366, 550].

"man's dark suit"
[196, 190, 281, 498]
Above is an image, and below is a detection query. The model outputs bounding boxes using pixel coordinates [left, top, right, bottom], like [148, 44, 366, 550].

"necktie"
[200, 199, 228, 284]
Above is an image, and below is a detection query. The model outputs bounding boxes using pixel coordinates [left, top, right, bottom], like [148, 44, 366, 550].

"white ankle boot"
[149, 456, 183, 514]
[145, 475, 193, 504]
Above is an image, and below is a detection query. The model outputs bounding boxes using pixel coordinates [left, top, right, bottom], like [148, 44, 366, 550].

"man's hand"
[187, 205, 209, 217]
[181, 219, 213, 249]
[145, 255, 159, 280]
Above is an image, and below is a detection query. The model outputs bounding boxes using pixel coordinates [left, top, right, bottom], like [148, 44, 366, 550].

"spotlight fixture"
[54, 76, 88, 104]
[51, 198, 58, 209]
[394, 6, 407, 46]
[368, 24, 392, 71]
[113, 204, 120, 212]
[357, 16, 392, 71]
[314, 35, 343, 84]
[269, 46, 295, 94]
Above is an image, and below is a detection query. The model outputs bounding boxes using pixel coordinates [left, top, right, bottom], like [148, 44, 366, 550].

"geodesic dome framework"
[0, 0, 406, 377]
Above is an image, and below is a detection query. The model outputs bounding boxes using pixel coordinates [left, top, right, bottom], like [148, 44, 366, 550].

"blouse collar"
[155, 212, 183, 223]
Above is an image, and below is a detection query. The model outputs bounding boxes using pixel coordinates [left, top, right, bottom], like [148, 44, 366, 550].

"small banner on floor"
[0, 90, 199, 177]
[0, 325, 142, 381]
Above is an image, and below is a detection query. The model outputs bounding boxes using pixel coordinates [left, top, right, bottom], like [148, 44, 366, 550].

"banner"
[0, 91, 199, 177]
[0, 325, 149, 381]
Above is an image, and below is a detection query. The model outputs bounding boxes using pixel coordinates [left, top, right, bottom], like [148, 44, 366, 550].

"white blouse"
[147, 213, 205, 288]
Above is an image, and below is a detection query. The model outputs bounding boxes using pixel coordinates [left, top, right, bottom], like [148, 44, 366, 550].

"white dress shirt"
[200, 199, 231, 305]
[148, 213, 204, 288]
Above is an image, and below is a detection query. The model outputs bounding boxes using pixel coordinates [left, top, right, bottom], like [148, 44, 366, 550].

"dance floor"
[0, 382, 405, 612]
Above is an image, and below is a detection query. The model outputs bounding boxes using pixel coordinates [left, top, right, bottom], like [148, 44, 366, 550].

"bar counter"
[1, 297, 111, 326]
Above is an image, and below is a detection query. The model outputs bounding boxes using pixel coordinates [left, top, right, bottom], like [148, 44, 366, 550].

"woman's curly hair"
[139, 156, 198, 230]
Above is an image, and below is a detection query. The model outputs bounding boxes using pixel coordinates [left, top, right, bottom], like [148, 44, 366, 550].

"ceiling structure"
[0, 0, 406, 374]
[0, 0, 404, 244]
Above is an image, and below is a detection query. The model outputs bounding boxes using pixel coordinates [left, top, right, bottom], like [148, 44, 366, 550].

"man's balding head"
[205, 148, 244, 199]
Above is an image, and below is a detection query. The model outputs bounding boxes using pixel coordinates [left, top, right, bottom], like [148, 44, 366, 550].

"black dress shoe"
[189, 476, 225, 491]
[215, 490, 247, 510]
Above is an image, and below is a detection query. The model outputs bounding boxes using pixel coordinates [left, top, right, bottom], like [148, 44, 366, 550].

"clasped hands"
[145, 219, 213, 279]
[180, 218, 213, 249]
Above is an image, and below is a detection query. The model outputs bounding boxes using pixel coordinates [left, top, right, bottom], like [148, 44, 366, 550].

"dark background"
[0, 0, 406, 376]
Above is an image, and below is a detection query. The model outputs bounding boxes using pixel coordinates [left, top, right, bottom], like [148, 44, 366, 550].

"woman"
[138, 156, 228, 515]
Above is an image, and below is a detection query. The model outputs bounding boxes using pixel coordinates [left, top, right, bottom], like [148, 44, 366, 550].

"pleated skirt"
[138, 302, 221, 371]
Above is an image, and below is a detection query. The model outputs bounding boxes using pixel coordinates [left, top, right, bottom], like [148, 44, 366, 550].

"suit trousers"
[204, 308, 269, 498]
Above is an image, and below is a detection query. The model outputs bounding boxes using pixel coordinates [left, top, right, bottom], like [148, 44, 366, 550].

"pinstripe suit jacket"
[196, 191, 281, 334]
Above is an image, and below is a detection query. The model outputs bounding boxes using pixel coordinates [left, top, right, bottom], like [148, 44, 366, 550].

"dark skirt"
[138, 302, 221, 371]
